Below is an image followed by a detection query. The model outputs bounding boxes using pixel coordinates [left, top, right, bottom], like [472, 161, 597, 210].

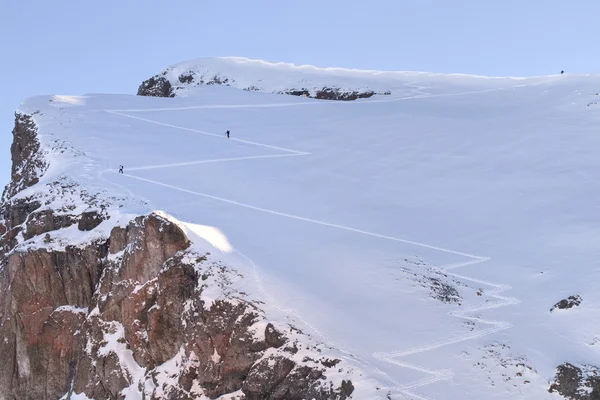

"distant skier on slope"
[561, 70, 564, 75]
[118, 165, 124, 174]
[226, 130, 230, 138]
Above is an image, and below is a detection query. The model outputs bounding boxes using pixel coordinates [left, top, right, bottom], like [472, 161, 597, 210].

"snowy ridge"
[152, 56, 556, 98]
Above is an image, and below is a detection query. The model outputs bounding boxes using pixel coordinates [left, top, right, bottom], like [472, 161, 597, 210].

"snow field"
[22, 71, 600, 399]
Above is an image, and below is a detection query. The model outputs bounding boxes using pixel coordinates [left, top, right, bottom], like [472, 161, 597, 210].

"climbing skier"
[226, 130, 230, 138]
[118, 165, 124, 174]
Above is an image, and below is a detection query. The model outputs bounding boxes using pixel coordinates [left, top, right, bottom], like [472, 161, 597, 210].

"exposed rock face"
[0, 114, 355, 399]
[551, 295, 582, 312]
[0, 241, 108, 400]
[137, 76, 174, 97]
[2, 113, 48, 201]
[549, 363, 600, 399]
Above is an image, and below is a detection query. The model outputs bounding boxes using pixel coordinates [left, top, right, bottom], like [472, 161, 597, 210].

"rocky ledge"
[0, 112, 356, 399]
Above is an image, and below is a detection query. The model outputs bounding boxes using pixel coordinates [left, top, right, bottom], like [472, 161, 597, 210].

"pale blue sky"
[1, 0, 598, 187]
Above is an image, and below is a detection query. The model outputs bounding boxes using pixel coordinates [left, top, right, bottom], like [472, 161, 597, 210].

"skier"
[118, 165, 124, 174]
[561, 70, 564, 75]
[226, 130, 230, 138]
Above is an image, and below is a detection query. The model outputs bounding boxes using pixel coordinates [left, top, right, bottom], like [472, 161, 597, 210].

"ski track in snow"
[103, 80, 536, 400]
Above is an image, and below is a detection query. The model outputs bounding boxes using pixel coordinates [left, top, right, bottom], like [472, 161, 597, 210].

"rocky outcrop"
[284, 87, 377, 101]
[315, 88, 375, 101]
[0, 113, 355, 399]
[549, 363, 600, 399]
[137, 72, 388, 101]
[137, 76, 174, 97]
[2, 113, 47, 201]
[551, 295, 582, 312]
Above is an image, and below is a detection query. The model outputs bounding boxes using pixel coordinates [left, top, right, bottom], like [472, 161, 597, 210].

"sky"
[0, 0, 599, 189]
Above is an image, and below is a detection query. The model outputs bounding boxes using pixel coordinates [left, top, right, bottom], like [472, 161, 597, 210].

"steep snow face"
[15, 68, 600, 400]
[147, 56, 554, 98]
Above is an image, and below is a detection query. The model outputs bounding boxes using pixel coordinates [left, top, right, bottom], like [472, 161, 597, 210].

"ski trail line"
[105, 110, 307, 155]
[114, 172, 482, 260]
[126, 153, 309, 172]
[105, 83, 528, 399]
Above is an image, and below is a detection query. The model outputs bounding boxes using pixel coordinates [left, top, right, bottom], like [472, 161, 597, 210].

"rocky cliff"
[0, 112, 357, 399]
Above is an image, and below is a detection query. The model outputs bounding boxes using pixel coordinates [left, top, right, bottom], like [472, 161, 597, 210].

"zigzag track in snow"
[104, 80, 532, 399]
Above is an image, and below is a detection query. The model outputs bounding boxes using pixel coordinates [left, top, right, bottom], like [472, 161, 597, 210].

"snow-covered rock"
[137, 56, 516, 100]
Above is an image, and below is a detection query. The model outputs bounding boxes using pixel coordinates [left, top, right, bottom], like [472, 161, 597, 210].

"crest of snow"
[159, 56, 545, 99]
[51, 95, 88, 106]
[154, 210, 232, 253]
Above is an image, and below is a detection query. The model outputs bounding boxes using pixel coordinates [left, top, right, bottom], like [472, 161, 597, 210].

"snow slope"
[17, 63, 600, 399]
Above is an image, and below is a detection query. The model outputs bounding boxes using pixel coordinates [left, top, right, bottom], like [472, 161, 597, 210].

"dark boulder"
[551, 295, 582, 312]
[137, 76, 174, 97]
[549, 363, 600, 399]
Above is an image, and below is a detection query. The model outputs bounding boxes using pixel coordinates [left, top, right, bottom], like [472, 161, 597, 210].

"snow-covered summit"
[138, 56, 553, 99]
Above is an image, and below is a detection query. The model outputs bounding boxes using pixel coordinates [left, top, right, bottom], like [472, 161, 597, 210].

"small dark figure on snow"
[118, 165, 123, 174]
[561, 70, 564, 75]
[226, 130, 230, 138]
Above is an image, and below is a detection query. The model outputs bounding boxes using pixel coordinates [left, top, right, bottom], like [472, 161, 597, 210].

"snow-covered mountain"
[136, 56, 548, 100]
[1, 57, 599, 400]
